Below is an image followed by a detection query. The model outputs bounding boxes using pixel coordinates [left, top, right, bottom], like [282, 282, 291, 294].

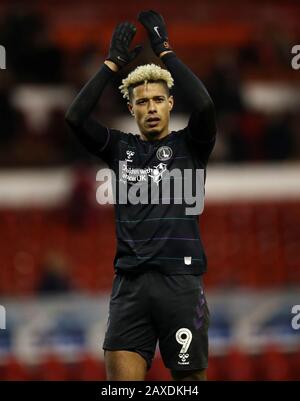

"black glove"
[107, 22, 141, 68]
[138, 10, 172, 56]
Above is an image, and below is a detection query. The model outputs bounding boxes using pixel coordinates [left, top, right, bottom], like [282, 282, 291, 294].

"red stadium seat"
[207, 355, 220, 380]
[289, 347, 300, 381]
[39, 354, 69, 381]
[3, 356, 29, 381]
[77, 353, 106, 381]
[0, 201, 299, 294]
[226, 347, 255, 380]
[261, 345, 291, 380]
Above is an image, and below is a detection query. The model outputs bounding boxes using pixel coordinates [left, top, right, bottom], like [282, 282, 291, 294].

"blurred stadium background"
[0, 0, 299, 381]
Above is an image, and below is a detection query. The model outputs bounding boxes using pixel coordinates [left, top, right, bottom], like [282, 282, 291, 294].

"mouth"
[146, 116, 160, 127]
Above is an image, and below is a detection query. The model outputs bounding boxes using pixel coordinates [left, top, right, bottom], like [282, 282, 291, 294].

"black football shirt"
[96, 126, 215, 275]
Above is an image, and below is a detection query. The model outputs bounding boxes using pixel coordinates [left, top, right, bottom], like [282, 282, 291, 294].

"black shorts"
[102, 270, 210, 371]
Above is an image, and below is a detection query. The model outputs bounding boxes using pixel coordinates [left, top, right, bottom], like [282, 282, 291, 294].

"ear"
[127, 102, 135, 116]
[168, 95, 174, 112]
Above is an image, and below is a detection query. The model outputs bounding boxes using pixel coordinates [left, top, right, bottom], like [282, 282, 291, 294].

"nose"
[148, 99, 157, 113]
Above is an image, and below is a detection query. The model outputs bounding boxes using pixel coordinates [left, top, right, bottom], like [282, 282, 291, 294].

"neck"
[141, 128, 169, 142]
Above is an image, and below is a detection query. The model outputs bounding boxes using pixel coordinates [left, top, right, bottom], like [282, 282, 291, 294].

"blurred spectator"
[207, 54, 244, 115]
[0, 87, 19, 145]
[220, 111, 267, 162]
[45, 107, 72, 162]
[239, 111, 266, 160]
[238, 22, 294, 76]
[219, 113, 248, 162]
[237, 42, 261, 71]
[66, 164, 95, 229]
[263, 113, 296, 160]
[37, 250, 72, 295]
[257, 23, 293, 70]
[0, 8, 63, 83]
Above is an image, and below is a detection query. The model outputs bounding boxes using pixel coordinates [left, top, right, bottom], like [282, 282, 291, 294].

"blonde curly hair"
[119, 63, 174, 101]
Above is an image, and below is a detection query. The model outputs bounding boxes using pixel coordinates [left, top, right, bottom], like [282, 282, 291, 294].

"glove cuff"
[153, 40, 172, 56]
[160, 50, 176, 61]
[106, 55, 125, 68]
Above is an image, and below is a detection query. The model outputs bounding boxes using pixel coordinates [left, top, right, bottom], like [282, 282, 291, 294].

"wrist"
[153, 40, 172, 57]
[159, 50, 174, 58]
[104, 60, 119, 72]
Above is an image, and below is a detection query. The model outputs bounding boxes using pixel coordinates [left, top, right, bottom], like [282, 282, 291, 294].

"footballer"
[66, 10, 216, 381]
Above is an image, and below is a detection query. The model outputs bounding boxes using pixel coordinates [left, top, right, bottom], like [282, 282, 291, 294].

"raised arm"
[65, 22, 140, 162]
[160, 52, 216, 141]
[65, 63, 114, 157]
[138, 10, 216, 146]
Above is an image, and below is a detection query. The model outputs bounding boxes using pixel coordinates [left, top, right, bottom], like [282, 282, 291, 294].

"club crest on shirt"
[156, 146, 173, 161]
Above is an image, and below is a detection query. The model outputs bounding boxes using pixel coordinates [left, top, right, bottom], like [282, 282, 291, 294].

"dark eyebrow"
[136, 95, 166, 102]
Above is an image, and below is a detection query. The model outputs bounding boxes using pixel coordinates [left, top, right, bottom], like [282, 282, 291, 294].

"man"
[66, 10, 216, 381]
